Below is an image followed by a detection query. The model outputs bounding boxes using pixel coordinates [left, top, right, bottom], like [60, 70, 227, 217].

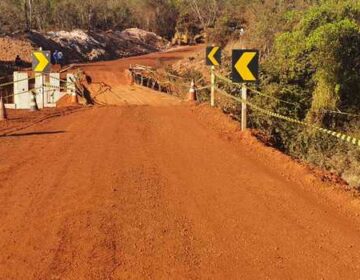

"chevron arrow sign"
[32, 51, 51, 73]
[232, 50, 259, 83]
[206, 46, 221, 66]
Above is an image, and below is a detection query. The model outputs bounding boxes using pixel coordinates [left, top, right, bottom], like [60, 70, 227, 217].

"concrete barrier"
[6, 72, 69, 109]
[48, 73, 61, 104]
[13, 72, 30, 109]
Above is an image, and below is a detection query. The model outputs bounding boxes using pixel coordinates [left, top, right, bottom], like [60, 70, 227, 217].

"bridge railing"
[0, 69, 84, 110]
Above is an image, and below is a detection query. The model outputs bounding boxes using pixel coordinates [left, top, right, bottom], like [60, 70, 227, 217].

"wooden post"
[210, 66, 215, 107]
[241, 83, 247, 131]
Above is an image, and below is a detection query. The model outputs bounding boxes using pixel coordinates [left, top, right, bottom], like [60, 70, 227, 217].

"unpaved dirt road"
[80, 46, 201, 105]
[1, 47, 360, 279]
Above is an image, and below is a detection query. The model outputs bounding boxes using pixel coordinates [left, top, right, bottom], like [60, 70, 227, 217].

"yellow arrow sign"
[208, 47, 220, 66]
[33, 51, 50, 72]
[234, 52, 257, 81]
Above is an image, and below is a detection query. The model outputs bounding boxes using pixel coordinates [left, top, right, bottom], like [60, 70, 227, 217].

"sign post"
[32, 50, 51, 109]
[206, 46, 221, 107]
[241, 84, 247, 131]
[211, 66, 215, 107]
[231, 49, 259, 131]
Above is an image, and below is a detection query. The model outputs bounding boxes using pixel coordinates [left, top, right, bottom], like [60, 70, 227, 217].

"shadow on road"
[0, 130, 66, 138]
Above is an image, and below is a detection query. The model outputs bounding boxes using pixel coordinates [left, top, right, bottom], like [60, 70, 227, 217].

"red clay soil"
[80, 45, 202, 86]
[0, 106, 85, 136]
[1, 47, 360, 279]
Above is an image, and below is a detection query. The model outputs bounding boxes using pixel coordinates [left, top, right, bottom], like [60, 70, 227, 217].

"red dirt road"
[80, 46, 201, 105]
[1, 48, 360, 279]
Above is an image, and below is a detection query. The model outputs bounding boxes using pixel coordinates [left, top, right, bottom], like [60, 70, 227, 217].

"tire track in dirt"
[0, 106, 205, 279]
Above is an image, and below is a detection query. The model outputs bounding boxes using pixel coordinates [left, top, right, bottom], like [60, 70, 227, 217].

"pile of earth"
[46, 28, 169, 61]
[0, 28, 169, 67]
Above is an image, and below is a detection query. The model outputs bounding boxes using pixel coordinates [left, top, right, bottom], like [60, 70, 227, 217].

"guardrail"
[129, 65, 173, 94]
[0, 68, 84, 110]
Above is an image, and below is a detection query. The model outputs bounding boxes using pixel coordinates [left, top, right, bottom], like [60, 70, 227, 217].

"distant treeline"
[0, 0, 312, 40]
[0, 0, 232, 39]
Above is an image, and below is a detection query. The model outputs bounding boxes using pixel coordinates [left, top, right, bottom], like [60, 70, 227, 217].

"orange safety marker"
[188, 80, 197, 102]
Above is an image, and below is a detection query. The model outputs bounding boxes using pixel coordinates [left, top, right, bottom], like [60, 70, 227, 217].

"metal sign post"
[32, 50, 51, 110]
[41, 74, 45, 108]
[206, 46, 221, 107]
[211, 66, 215, 107]
[241, 84, 247, 131]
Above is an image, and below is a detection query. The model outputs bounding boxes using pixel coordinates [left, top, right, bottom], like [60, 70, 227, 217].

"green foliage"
[299, 0, 360, 35]
[266, 2, 360, 115]
[253, 0, 360, 186]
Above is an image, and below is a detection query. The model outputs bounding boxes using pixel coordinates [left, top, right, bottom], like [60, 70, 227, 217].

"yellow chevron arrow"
[208, 47, 220, 66]
[33, 51, 49, 72]
[235, 52, 256, 81]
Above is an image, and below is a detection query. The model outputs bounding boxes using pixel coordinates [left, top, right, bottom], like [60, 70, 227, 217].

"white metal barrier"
[5, 72, 73, 109]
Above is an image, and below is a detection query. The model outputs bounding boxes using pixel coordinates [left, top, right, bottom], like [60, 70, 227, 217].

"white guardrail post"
[211, 66, 215, 107]
[241, 83, 247, 131]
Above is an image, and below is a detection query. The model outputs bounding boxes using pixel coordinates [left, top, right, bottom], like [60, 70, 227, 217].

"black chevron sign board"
[206, 46, 221, 66]
[232, 49, 259, 83]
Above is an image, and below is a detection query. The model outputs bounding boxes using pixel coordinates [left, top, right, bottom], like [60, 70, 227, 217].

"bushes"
[252, 0, 360, 187]
[199, 0, 360, 187]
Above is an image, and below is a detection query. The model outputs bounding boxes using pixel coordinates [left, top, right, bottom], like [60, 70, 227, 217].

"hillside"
[0, 28, 168, 71]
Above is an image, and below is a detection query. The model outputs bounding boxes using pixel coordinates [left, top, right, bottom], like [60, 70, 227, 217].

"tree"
[187, 0, 218, 30]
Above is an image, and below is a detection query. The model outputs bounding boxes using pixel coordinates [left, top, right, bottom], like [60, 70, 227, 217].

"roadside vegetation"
[253, 1, 360, 187]
[208, 0, 360, 187]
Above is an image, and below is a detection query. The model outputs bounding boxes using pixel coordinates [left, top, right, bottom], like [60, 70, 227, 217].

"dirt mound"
[0, 37, 33, 63]
[0, 28, 169, 68]
[0, 36, 33, 74]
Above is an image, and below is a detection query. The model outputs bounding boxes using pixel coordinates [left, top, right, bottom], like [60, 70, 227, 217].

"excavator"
[171, 29, 205, 46]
